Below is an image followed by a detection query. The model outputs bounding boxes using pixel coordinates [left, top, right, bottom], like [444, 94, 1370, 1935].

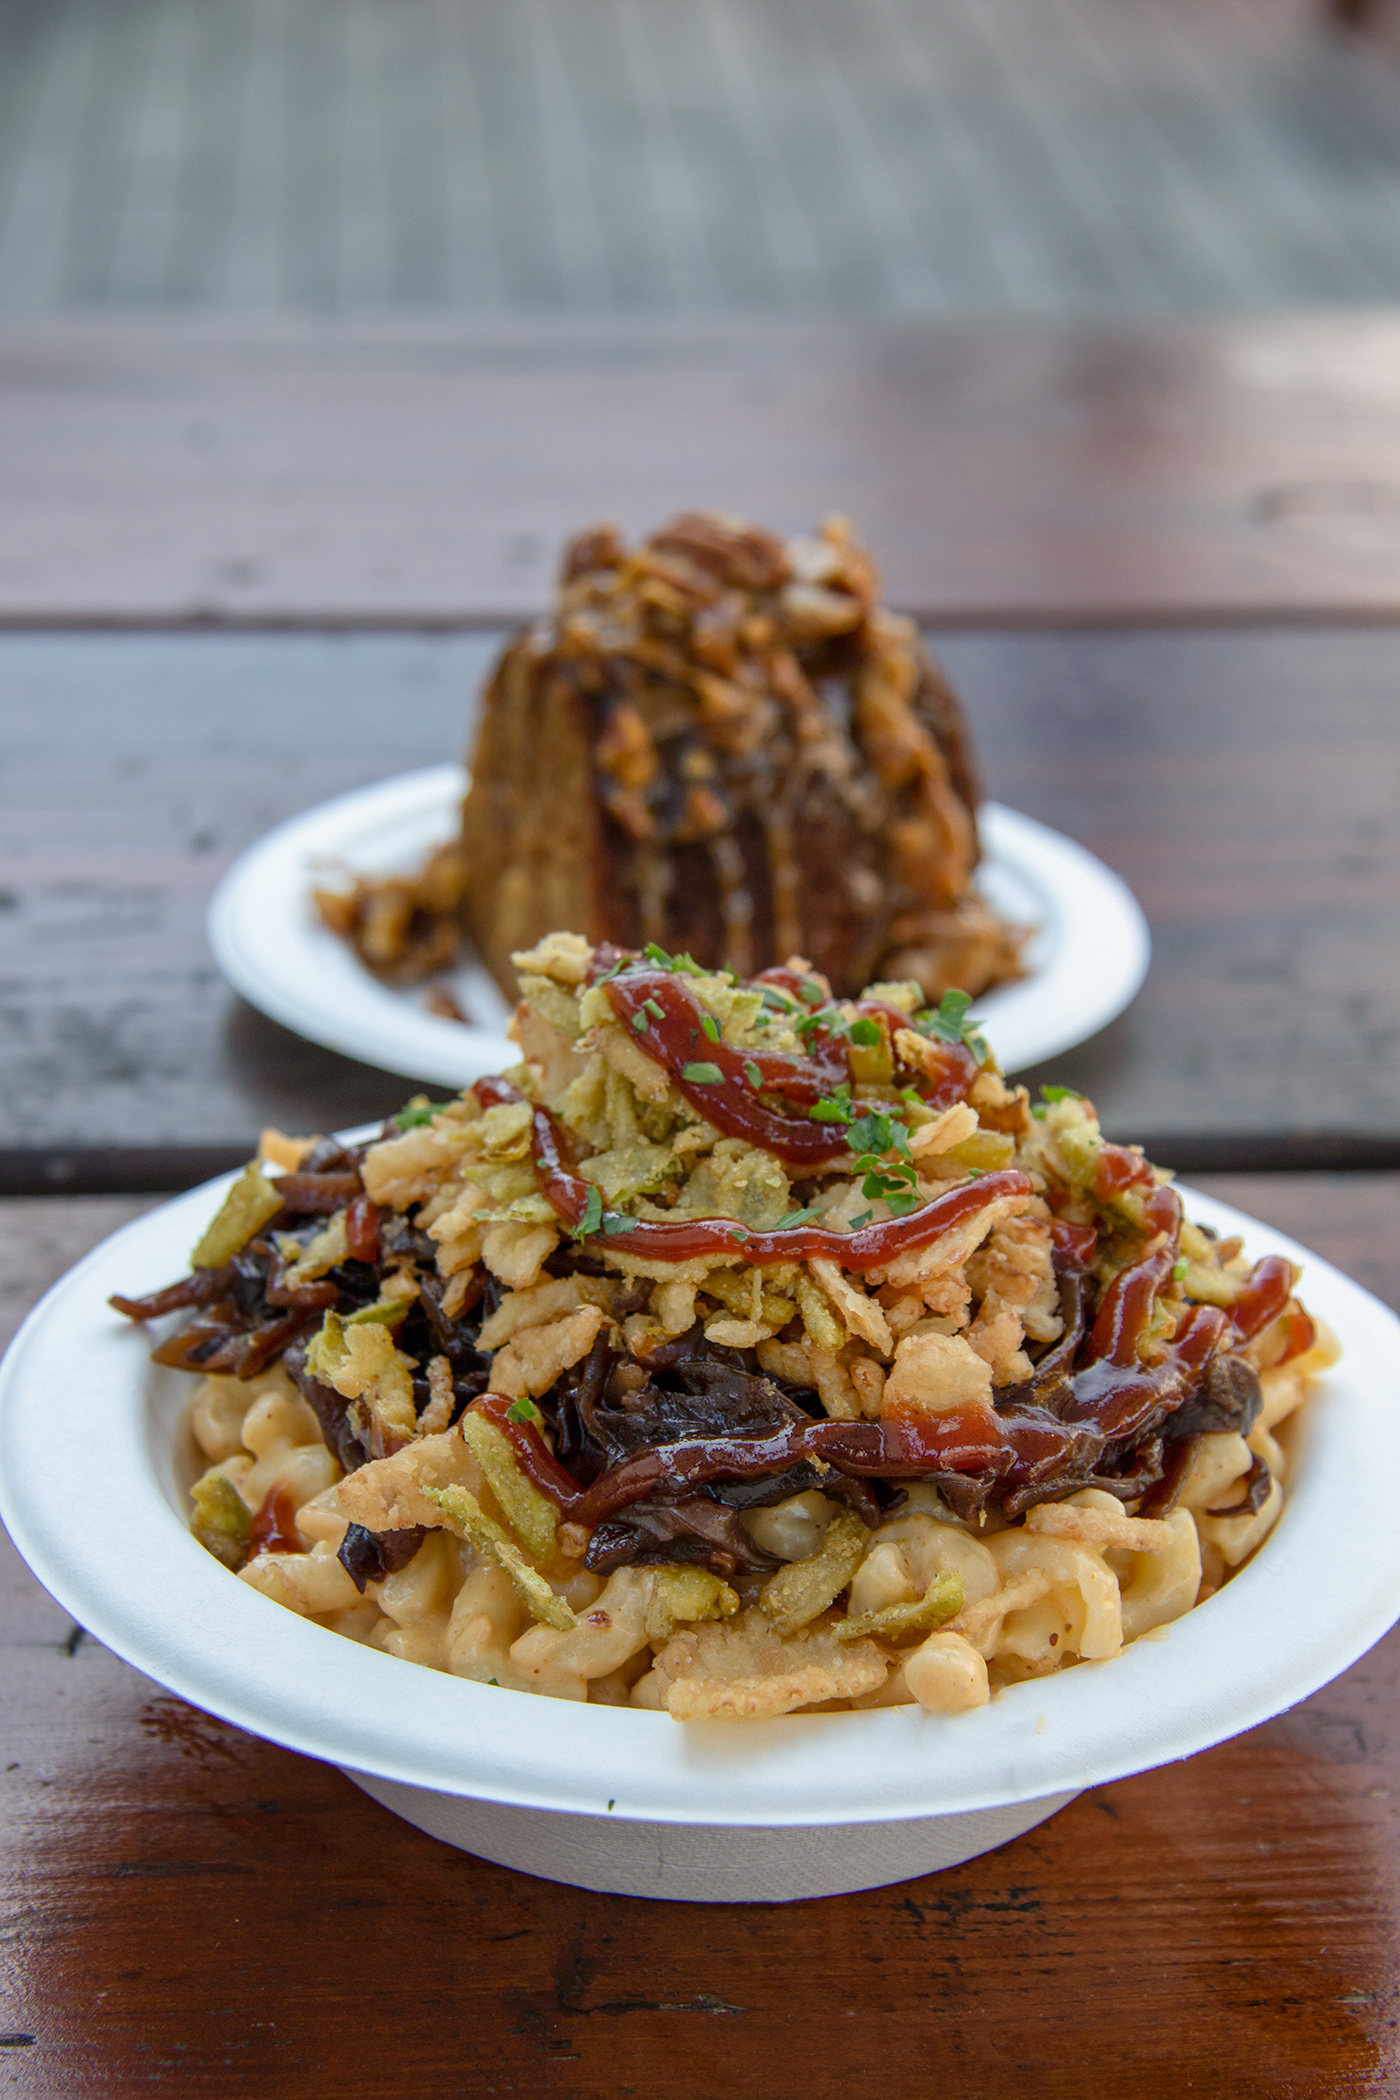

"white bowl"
[1, 1179, 1396, 1904]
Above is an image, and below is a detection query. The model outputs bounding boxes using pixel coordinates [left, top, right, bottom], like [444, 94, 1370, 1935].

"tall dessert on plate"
[318, 512, 1024, 1004]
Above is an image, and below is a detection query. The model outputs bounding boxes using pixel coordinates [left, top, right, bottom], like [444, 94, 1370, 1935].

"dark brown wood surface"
[3, 623, 1397, 1176]
[3, 312, 1400, 2094]
[6, 312, 1400, 627]
[2, 1178, 1397, 2097]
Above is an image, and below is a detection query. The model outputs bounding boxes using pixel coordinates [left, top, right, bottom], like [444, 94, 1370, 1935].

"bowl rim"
[1, 1172, 1396, 1830]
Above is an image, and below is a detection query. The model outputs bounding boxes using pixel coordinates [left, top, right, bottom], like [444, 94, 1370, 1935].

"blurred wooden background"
[4, 0, 1400, 322]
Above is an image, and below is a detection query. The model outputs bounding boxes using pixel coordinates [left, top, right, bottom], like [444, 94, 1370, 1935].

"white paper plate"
[1, 1181, 1394, 1901]
[207, 766, 1149, 1087]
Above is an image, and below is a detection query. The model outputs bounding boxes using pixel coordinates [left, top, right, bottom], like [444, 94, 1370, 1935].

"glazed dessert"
[316, 512, 1024, 1004]
[114, 935, 1334, 1721]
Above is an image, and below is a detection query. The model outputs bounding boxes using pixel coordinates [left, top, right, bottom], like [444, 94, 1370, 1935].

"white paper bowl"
[2, 1180, 1397, 1904]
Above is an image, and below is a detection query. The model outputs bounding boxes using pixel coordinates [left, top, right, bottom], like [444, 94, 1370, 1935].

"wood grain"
[2, 624, 1397, 1164]
[6, 312, 1400, 625]
[1, 1181, 1398, 2096]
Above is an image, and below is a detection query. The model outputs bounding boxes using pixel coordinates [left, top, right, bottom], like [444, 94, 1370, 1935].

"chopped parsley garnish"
[632, 1011, 650, 1032]
[849, 1209, 874, 1231]
[917, 988, 991, 1065]
[1040, 1084, 1082, 1104]
[795, 1005, 889, 1052]
[602, 1213, 637, 1236]
[392, 1100, 447, 1130]
[775, 1206, 821, 1231]
[846, 1106, 922, 1212]
[758, 985, 799, 1013]
[682, 1061, 724, 1085]
[572, 1185, 605, 1240]
[641, 943, 704, 975]
[854, 1156, 921, 1208]
[506, 1397, 543, 1426]
[810, 1085, 854, 1124]
[644, 997, 666, 1021]
[1172, 1258, 1189, 1282]
[727, 1225, 750, 1242]
[923, 987, 973, 1039]
[701, 1014, 720, 1042]
[848, 1109, 911, 1160]
[743, 1060, 764, 1089]
[799, 976, 827, 1006]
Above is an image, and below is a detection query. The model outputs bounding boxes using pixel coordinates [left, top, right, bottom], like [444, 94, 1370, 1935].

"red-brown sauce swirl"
[599, 965, 978, 1163]
[474, 1072, 1029, 1272]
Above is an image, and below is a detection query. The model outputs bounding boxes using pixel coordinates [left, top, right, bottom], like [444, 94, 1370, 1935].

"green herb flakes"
[392, 1098, 446, 1131]
[810, 1085, 854, 1124]
[918, 988, 991, 1065]
[682, 1061, 724, 1085]
[641, 943, 703, 976]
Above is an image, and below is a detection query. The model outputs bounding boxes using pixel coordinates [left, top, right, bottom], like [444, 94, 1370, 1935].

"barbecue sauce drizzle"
[463, 977, 1301, 1516]
[601, 962, 978, 1163]
[118, 952, 1310, 1549]
[473, 1072, 1030, 1273]
[462, 1133, 1292, 1524]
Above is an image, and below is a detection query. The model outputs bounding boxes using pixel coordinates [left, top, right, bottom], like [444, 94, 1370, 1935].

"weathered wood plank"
[2, 624, 1397, 1162]
[4, 313, 1400, 623]
[5, 0, 1400, 331]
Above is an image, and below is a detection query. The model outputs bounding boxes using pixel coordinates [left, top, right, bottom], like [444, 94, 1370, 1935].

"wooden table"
[2, 315, 1399, 2097]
